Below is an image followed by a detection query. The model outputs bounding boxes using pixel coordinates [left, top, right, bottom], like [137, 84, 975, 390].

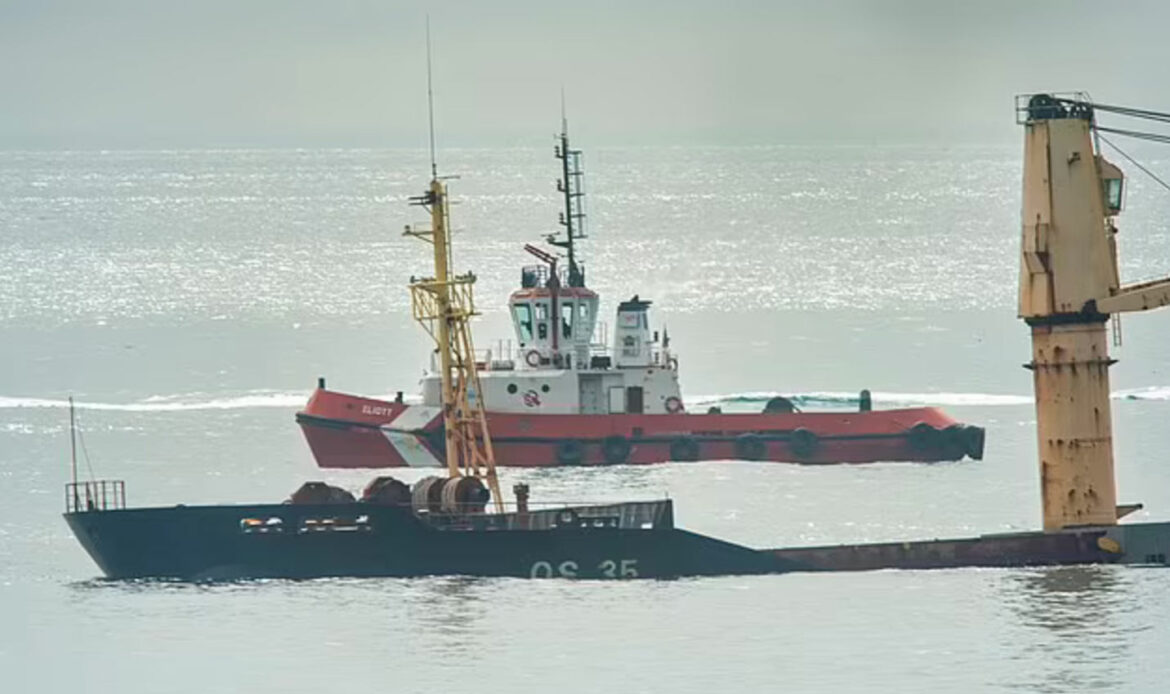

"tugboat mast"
[549, 96, 588, 287]
[404, 26, 502, 512]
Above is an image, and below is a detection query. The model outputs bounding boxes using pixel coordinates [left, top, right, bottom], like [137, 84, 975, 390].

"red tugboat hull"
[296, 388, 985, 468]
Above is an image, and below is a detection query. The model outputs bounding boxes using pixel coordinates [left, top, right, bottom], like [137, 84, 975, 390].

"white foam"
[687, 390, 1031, 407]
[1113, 386, 1170, 401]
[686, 389, 1169, 408]
[2, 385, 1165, 414]
[0, 391, 311, 412]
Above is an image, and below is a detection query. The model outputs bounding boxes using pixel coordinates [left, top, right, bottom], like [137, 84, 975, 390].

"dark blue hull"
[66, 497, 1170, 581]
[64, 500, 797, 580]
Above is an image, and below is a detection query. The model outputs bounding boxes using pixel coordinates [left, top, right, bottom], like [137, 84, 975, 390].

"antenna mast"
[69, 396, 79, 510]
[549, 92, 588, 287]
[425, 17, 438, 179]
[404, 24, 502, 513]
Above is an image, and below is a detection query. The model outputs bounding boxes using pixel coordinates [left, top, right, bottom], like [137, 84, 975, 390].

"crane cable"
[1047, 97, 1170, 197]
[1098, 134, 1170, 196]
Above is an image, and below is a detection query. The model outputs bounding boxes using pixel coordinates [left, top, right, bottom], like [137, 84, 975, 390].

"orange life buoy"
[664, 396, 684, 414]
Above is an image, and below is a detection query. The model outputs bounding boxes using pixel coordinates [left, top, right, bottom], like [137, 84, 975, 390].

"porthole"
[507, 384, 518, 394]
[541, 384, 550, 393]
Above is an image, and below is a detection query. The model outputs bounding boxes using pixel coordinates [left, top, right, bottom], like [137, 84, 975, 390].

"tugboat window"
[513, 303, 533, 342]
[535, 302, 549, 340]
[507, 383, 518, 394]
[622, 335, 639, 357]
[561, 301, 574, 338]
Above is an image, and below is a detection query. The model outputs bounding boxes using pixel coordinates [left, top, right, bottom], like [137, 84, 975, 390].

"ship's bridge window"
[561, 301, 574, 339]
[513, 303, 533, 342]
[578, 303, 590, 325]
[535, 302, 549, 340]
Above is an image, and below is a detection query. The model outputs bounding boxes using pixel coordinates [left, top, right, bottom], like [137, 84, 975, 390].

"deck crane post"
[402, 25, 502, 513]
[1018, 93, 1170, 530]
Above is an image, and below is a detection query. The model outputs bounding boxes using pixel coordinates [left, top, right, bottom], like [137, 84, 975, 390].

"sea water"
[3, 146, 1170, 693]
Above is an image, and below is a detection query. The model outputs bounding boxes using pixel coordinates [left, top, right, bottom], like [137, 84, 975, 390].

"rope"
[1042, 96, 1170, 197]
[1094, 125, 1170, 146]
[1054, 98, 1170, 125]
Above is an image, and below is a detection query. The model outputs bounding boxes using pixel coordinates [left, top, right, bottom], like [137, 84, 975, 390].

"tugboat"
[296, 122, 985, 468]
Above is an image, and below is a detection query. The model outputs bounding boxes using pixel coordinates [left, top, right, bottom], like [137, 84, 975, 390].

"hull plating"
[64, 503, 1170, 581]
[297, 388, 983, 468]
[64, 501, 791, 580]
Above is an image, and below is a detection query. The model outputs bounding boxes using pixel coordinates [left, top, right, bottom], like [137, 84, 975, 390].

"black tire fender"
[908, 422, 941, 452]
[788, 428, 819, 457]
[601, 435, 632, 465]
[555, 439, 586, 465]
[963, 425, 986, 461]
[669, 436, 701, 462]
[734, 433, 767, 461]
[941, 424, 968, 461]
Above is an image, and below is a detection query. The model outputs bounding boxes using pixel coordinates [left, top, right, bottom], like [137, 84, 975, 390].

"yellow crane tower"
[404, 177, 503, 514]
[402, 28, 502, 513]
[1018, 93, 1170, 531]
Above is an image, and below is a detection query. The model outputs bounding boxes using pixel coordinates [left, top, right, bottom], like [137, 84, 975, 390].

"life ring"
[602, 435, 632, 465]
[555, 439, 586, 465]
[664, 396, 684, 414]
[555, 508, 579, 528]
[788, 428, 819, 458]
[667, 356, 679, 371]
[525, 349, 542, 368]
[907, 422, 940, 452]
[669, 436, 700, 462]
[734, 433, 767, 461]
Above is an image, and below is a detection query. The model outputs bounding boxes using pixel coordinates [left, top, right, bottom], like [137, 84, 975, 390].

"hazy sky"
[3, 0, 1170, 148]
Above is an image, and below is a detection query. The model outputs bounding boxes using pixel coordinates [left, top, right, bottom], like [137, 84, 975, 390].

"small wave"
[0, 391, 311, 412]
[687, 389, 1170, 408]
[686, 390, 1033, 408]
[2, 386, 1165, 414]
[1112, 386, 1170, 401]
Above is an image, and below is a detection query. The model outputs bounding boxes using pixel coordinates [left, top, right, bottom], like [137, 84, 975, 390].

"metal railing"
[65, 480, 126, 513]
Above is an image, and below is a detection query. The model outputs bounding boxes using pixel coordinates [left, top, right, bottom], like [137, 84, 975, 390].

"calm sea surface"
[3, 146, 1170, 693]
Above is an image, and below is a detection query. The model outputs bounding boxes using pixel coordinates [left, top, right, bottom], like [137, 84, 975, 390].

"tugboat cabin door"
[608, 386, 625, 414]
[626, 386, 644, 414]
[606, 385, 643, 414]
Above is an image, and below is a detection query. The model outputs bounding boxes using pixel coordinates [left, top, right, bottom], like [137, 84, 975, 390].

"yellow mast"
[402, 25, 502, 512]
[405, 180, 502, 512]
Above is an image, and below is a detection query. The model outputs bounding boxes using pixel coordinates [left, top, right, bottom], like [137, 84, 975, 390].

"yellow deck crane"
[402, 28, 503, 514]
[1018, 93, 1170, 531]
[404, 177, 503, 514]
